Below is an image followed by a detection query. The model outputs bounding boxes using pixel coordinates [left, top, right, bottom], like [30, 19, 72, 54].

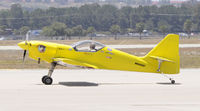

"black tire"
[171, 80, 175, 84]
[43, 76, 53, 85]
[42, 75, 49, 83]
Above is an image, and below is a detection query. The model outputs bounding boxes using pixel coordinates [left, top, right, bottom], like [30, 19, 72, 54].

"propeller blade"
[26, 31, 30, 41]
[22, 30, 31, 63]
[23, 50, 27, 62]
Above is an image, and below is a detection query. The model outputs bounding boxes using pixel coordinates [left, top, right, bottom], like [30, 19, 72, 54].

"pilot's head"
[90, 43, 96, 50]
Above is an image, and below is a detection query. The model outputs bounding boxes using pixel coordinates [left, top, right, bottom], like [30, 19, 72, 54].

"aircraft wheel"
[42, 76, 53, 85]
[171, 80, 175, 84]
[42, 75, 49, 83]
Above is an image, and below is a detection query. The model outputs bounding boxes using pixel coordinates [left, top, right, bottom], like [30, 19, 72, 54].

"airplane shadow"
[58, 82, 153, 87]
[156, 82, 182, 85]
[59, 82, 99, 87]
[37, 82, 181, 86]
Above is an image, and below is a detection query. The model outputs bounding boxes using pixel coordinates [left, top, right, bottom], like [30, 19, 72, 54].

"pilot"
[90, 43, 97, 51]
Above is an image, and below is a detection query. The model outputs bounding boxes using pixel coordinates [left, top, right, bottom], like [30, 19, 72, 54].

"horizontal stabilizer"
[149, 56, 174, 63]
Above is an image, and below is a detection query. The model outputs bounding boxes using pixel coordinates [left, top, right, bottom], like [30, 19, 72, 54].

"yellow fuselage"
[18, 34, 180, 74]
[18, 41, 157, 73]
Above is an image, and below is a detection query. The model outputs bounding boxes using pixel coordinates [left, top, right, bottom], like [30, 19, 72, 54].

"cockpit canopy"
[71, 40, 105, 52]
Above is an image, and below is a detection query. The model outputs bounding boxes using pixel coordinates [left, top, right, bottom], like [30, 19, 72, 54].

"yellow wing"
[53, 58, 99, 69]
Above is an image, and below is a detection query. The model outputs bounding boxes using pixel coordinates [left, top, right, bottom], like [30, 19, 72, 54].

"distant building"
[31, 30, 42, 36]
[158, 0, 170, 5]
[170, 0, 188, 4]
[152, 0, 194, 5]
[10, 0, 57, 3]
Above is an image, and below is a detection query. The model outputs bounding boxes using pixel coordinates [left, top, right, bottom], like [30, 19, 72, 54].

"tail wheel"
[171, 80, 175, 84]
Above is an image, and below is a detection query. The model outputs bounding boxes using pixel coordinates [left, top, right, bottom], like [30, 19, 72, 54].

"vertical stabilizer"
[143, 34, 180, 74]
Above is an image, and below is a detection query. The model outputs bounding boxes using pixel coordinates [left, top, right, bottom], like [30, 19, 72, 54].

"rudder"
[143, 34, 180, 74]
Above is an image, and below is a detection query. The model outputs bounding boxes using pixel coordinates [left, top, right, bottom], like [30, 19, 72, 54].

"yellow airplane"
[18, 34, 180, 85]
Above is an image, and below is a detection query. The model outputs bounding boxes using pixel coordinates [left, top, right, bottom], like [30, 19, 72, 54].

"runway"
[0, 69, 199, 111]
[1, 44, 200, 50]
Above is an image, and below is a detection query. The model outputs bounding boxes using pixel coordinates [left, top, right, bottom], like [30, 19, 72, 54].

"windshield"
[71, 40, 105, 52]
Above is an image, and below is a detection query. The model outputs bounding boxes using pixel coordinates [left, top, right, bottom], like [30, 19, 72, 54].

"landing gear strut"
[157, 60, 176, 84]
[42, 62, 57, 85]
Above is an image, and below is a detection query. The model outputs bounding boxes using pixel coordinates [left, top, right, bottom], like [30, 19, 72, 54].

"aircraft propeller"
[23, 50, 27, 62]
[38, 58, 40, 64]
[22, 30, 31, 62]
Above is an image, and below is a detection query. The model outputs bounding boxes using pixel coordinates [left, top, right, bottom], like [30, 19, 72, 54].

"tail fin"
[143, 34, 180, 74]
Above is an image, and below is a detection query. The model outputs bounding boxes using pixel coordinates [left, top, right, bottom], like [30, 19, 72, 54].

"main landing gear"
[42, 62, 57, 85]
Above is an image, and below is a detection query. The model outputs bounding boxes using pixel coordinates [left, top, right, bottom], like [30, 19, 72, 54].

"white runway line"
[0, 69, 199, 111]
[0, 46, 21, 50]
[1, 44, 200, 50]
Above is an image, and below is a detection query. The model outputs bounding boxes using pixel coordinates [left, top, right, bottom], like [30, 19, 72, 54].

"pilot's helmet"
[90, 43, 96, 50]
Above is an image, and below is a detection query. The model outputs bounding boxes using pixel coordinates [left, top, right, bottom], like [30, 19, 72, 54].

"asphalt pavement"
[0, 69, 199, 111]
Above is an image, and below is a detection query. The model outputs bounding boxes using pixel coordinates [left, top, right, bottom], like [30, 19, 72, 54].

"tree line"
[0, 3, 199, 37]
